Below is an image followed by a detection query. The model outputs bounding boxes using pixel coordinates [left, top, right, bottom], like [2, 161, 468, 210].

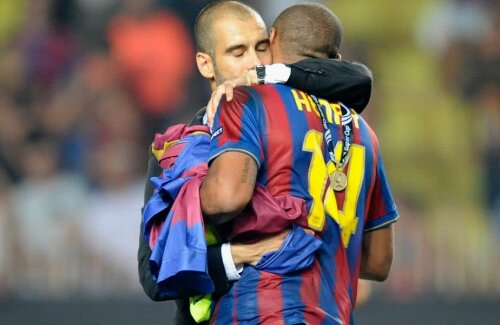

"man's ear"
[269, 27, 277, 44]
[196, 52, 215, 79]
[336, 53, 342, 60]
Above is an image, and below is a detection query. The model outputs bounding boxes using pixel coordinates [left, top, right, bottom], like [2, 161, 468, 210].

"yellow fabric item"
[190, 227, 218, 322]
[151, 139, 179, 161]
[0, 0, 24, 45]
[189, 294, 213, 323]
[151, 131, 211, 162]
[204, 225, 220, 246]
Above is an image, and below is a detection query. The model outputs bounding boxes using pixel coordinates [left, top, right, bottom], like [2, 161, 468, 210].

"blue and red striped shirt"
[209, 84, 399, 324]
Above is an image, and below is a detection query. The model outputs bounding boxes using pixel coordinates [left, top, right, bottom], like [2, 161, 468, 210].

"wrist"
[222, 243, 243, 281]
[255, 64, 266, 84]
[264, 63, 291, 84]
[246, 67, 259, 85]
[230, 243, 260, 266]
[230, 243, 247, 266]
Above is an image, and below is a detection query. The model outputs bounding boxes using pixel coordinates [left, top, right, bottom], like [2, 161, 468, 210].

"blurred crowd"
[0, 0, 206, 299]
[419, 0, 500, 227]
[0, 0, 498, 301]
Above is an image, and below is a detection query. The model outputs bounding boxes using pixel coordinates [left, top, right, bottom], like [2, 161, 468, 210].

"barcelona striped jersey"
[208, 84, 399, 324]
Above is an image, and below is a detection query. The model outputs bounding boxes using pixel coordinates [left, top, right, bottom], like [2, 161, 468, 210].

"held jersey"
[208, 84, 399, 324]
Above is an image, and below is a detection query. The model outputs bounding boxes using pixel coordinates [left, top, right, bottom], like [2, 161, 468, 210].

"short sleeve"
[208, 87, 263, 168]
[364, 150, 399, 232]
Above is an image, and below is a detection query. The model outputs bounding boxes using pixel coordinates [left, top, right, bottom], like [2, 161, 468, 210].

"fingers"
[225, 82, 234, 101]
[264, 229, 288, 250]
[233, 227, 316, 267]
[303, 228, 315, 236]
[207, 82, 237, 127]
[206, 91, 217, 127]
[208, 85, 224, 126]
[247, 68, 258, 85]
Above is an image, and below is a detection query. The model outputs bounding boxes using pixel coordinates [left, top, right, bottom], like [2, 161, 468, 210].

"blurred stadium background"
[0, 0, 498, 324]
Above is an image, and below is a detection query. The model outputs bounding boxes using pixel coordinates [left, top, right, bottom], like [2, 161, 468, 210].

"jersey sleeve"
[364, 148, 399, 232]
[208, 87, 263, 168]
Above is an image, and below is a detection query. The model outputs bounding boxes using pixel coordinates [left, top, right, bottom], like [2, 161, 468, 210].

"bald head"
[195, 1, 262, 58]
[272, 3, 343, 60]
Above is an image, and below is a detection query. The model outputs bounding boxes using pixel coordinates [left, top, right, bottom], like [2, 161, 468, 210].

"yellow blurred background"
[332, 0, 499, 300]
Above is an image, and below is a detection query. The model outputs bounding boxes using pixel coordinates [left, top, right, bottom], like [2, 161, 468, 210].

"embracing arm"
[359, 225, 394, 282]
[206, 59, 372, 126]
[287, 59, 372, 113]
[200, 152, 258, 225]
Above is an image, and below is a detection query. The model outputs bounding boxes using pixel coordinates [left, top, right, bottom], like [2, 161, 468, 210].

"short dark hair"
[194, 1, 259, 58]
[272, 3, 343, 59]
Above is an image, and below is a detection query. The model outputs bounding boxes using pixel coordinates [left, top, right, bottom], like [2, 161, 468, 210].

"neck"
[274, 52, 308, 65]
[272, 43, 308, 64]
[209, 79, 217, 91]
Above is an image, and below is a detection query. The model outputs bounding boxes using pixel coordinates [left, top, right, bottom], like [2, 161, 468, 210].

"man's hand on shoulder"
[206, 69, 258, 126]
[207, 81, 236, 127]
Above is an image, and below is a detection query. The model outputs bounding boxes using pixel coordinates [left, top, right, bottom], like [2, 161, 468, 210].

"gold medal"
[331, 170, 347, 192]
[310, 95, 353, 193]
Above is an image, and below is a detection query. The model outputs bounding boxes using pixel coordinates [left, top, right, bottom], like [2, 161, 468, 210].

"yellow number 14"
[302, 130, 365, 247]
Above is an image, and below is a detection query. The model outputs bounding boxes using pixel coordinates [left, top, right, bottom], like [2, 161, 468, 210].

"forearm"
[229, 229, 290, 266]
[207, 244, 232, 296]
[201, 153, 257, 224]
[251, 59, 373, 110]
[200, 180, 245, 225]
[230, 242, 259, 266]
[359, 262, 390, 282]
[287, 59, 372, 112]
[359, 226, 394, 282]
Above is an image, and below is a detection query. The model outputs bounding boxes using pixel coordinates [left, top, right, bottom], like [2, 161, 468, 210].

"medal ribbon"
[310, 95, 353, 170]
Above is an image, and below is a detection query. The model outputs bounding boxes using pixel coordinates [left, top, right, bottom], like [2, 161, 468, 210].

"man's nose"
[247, 49, 261, 68]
